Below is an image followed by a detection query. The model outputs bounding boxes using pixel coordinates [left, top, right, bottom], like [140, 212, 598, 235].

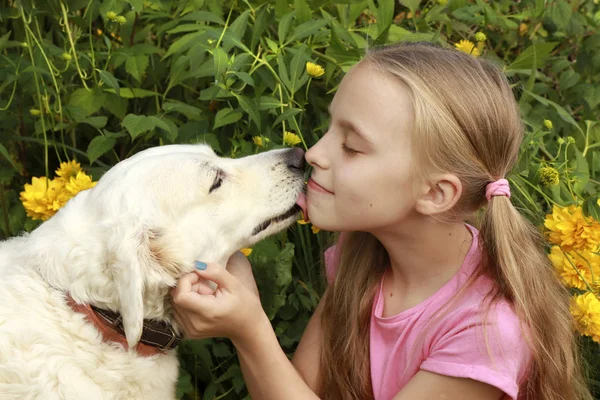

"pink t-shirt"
[324, 226, 531, 400]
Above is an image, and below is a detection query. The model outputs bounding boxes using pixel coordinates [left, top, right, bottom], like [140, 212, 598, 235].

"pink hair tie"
[485, 178, 511, 201]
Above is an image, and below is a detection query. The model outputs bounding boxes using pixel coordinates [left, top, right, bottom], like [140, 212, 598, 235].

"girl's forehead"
[330, 62, 414, 137]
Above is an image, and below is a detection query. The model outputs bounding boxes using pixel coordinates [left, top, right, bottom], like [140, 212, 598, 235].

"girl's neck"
[373, 218, 473, 313]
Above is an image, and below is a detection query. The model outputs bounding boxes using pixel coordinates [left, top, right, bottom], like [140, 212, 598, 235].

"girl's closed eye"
[341, 142, 360, 155]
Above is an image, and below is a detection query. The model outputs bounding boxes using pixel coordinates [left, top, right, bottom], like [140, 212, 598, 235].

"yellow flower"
[106, 11, 118, 21]
[474, 32, 487, 42]
[297, 217, 319, 232]
[115, 15, 127, 25]
[29, 109, 41, 116]
[61, 52, 72, 61]
[539, 166, 559, 187]
[55, 160, 82, 182]
[544, 119, 553, 129]
[454, 40, 480, 57]
[65, 172, 97, 196]
[283, 131, 302, 146]
[306, 62, 325, 78]
[20, 177, 72, 221]
[252, 136, 264, 147]
[240, 248, 252, 256]
[548, 246, 600, 290]
[544, 205, 600, 252]
[571, 292, 600, 342]
[518, 23, 528, 36]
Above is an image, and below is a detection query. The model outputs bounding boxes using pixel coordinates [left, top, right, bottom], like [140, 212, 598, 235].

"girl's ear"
[415, 173, 462, 216]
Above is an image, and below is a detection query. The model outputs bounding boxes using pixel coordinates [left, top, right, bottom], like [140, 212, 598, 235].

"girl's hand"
[171, 252, 264, 342]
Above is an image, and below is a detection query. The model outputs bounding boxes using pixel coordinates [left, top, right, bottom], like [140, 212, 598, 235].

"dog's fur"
[0, 144, 305, 399]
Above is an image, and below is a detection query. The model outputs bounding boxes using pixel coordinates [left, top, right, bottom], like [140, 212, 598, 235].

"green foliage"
[1, 0, 600, 398]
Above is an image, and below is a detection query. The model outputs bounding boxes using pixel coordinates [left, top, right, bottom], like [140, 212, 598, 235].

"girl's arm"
[392, 371, 504, 400]
[172, 259, 323, 400]
[234, 302, 324, 399]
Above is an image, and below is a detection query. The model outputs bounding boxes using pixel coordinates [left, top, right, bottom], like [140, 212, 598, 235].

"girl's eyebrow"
[328, 104, 374, 145]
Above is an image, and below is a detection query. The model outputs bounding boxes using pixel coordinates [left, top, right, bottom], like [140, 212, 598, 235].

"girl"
[171, 42, 592, 400]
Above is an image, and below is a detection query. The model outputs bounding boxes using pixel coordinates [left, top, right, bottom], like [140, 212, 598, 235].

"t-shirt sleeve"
[419, 301, 532, 400]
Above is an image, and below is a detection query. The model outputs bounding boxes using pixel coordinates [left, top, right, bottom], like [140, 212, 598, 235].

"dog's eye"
[209, 171, 223, 193]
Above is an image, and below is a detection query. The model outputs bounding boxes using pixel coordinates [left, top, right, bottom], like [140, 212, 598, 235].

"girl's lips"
[308, 178, 334, 195]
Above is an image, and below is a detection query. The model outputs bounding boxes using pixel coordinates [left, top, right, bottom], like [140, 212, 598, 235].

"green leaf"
[213, 108, 243, 129]
[202, 383, 218, 400]
[122, 114, 167, 140]
[214, 364, 241, 384]
[288, 19, 329, 43]
[571, 148, 589, 195]
[166, 24, 206, 35]
[128, 0, 144, 10]
[236, 95, 261, 128]
[400, 0, 421, 13]
[259, 96, 284, 110]
[275, 0, 289, 17]
[213, 48, 229, 83]
[105, 88, 156, 99]
[376, 0, 395, 41]
[87, 135, 116, 164]
[81, 116, 108, 129]
[278, 10, 296, 45]
[148, 116, 171, 133]
[273, 108, 303, 127]
[163, 101, 203, 120]
[0, 144, 20, 172]
[162, 31, 205, 59]
[277, 53, 291, 92]
[68, 88, 106, 117]
[295, 0, 312, 24]
[180, 10, 225, 25]
[175, 369, 194, 399]
[97, 69, 120, 97]
[522, 89, 583, 134]
[508, 42, 558, 71]
[289, 48, 309, 94]
[559, 69, 580, 90]
[197, 132, 221, 152]
[547, 0, 572, 29]
[251, 6, 269, 50]
[232, 71, 255, 86]
[0, 31, 11, 52]
[125, 54, 149, 82]
[228, 10, 250, 43]
[252, 241, 295, 319]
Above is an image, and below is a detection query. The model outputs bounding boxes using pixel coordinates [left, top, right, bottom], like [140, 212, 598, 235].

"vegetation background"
[1, 0, 600, 398]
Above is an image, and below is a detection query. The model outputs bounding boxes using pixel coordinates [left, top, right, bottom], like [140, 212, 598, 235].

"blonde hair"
[318, 43, 592, 400]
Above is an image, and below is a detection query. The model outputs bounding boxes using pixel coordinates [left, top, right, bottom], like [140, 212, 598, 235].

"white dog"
[0, 144, 306, 400]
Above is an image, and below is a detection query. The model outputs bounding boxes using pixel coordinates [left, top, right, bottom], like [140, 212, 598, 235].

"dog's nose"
[285, 147, 305, 170]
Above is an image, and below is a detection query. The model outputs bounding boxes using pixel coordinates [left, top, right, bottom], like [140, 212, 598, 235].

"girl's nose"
[305, 137, 331, 170]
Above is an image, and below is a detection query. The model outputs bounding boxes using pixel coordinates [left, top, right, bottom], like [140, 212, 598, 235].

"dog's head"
[65, 144, 305, 346]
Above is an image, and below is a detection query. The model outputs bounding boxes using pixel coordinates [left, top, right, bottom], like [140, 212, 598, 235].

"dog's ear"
[112, 228, 149, 348]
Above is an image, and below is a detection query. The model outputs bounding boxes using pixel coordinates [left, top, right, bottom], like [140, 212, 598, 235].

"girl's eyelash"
[341, 142, 359, 155]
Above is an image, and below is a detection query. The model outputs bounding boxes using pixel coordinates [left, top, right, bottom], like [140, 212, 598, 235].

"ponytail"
[480, 194, 592, 400]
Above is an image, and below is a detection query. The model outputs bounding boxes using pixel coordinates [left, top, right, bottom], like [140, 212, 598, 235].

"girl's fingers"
[194, 263, 235, 290]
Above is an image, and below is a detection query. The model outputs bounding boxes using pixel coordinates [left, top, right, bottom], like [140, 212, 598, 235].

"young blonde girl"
[171, 42, 592, 400]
